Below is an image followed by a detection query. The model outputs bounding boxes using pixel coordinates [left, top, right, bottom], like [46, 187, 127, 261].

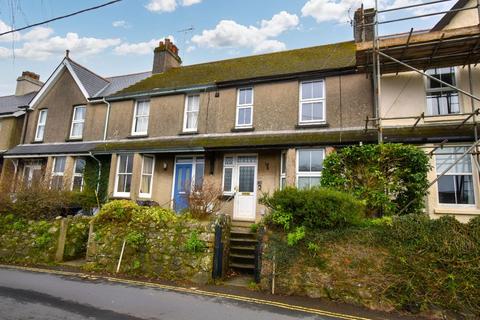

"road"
[0, 266, 380, 320]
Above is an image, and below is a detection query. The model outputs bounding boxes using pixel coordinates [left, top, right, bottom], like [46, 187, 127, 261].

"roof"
[0, 92, 36, 115]
[115, 41, 356, 96]
[67, 59, 109, 97]
[95, 71, 152, 97]
[5, 142, 99, 157]
[431, 0, 470, 31]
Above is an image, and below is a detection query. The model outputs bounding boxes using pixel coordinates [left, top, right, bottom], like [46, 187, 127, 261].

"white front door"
[233, 155, 257, 221]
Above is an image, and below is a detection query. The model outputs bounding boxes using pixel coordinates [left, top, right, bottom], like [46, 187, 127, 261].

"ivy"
[321, 143, 431, 217]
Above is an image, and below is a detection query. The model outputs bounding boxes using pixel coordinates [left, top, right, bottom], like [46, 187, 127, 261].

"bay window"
[51, 156, 66, 190]
[72, 157, 86, 192]
[296, 149, 324, 189]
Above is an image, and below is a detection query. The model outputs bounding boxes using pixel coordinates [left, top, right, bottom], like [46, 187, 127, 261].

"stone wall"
[86, 214, 230, 284]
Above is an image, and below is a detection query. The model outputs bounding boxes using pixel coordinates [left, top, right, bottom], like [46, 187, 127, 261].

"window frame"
[235, 87, 254, 128]
[139, 155, 155, 199]
[50, 156, 66, 190]
[425, 67, 460, 116]
[71, 157, 86, 192]
[131, 100, 150, 136]
[435, 146, 476, 207]
[298, 80, 326, 125]
[183, 94, 200, 132]
[114, 154, 134, 198]
[296, 148, 325, 189]
[69, 105, 86, 140]
[222, 156, 236, 195]
[35, 109, 48, 142]
[280, 151, 286, 189]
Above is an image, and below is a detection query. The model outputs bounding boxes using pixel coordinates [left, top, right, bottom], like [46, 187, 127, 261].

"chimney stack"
[15, 71, 43, 96]
[152, 38, 182, 74]
[353, 6, 375, 43]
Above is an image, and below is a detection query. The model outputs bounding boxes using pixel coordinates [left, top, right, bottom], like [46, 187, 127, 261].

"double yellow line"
[0, 264, 374, 320]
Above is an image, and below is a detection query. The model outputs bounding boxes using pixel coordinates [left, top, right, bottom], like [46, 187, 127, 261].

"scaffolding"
[356, 0, 480, 213]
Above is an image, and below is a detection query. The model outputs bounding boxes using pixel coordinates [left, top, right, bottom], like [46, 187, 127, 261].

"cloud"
[112, 20, 131, 28]
[145, 0, 202, 12]
[191, 11, 299, 53]
[114, 36, 174, 55]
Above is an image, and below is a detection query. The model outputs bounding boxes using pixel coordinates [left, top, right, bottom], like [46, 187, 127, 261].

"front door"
[22, 163, 43, 187]
[173, 163, 192, 212]
[233, 155, 257, 221]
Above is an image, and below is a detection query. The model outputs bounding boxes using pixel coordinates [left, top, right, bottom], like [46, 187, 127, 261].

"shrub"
[261, 187, 364, 230]
[287, 226, 306, 246]
[130, 206, 177, 227]
[125, 231, 146, 249]
[93, 200, 139, 224]
[185, 231, 207, 253]
[186, 181, 224, 220]
[321, 143, 431, 217]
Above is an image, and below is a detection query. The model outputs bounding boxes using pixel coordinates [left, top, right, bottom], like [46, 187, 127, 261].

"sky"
[0, 0, 456, 96]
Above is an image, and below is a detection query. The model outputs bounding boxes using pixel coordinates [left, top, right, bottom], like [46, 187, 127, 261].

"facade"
[2, 0, 479, 223]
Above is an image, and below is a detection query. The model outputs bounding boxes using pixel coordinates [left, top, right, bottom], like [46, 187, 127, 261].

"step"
[231, 245, 256, 251]
[230, 228, 255, 234]
[230, 262, 255, 269]
[230, 253, 255, 259]
[230, 238, 257, 243]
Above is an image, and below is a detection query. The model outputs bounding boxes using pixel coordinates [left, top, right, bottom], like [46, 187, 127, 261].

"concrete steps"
[229, 227, 257, 273]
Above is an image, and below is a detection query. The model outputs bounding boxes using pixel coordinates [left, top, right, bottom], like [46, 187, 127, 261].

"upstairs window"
[236, 88, 253, 128]
[115, 154, 134, 197]
[70, 105, 86, 139]
[183, 95, 200, 132]
[51, 156, 66, 190]
[132, 100, 150, 135]
[296, 149, 324, 189]
[35, 109, 48, 142]
[72, 157, 86, 192]
[139, 155, 155, 198]
[426, 67, 459, 115]
[299, 80, 325, 124]
[436, 146, 475, 205]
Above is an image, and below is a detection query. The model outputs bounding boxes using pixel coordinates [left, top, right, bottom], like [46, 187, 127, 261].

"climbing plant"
[321, 143, 431, 217]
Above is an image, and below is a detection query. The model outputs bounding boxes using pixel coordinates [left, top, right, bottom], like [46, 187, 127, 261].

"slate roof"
[67, 59, 110, 97]
[115, 41, 356, 96]
[5, 142, 99, 156]
[0, 92, 36, 115]
[95, 71, 152, 97]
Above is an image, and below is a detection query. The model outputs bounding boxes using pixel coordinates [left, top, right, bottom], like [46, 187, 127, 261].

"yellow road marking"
[0, 264, 374, 320]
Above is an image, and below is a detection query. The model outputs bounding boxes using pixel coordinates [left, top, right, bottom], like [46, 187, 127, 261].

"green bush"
[321, 143, 431, 217]
[287, 226, 306, 246]
[185, 231, 207, 253]
[93, 200, 140, 224]
[262, 187, 364, 230]
[125, 231, 146, 249]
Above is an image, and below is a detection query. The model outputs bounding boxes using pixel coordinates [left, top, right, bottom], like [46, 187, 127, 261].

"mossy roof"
[114, 41, 356, 96]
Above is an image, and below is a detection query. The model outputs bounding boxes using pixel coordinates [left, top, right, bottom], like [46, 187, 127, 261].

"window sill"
[179, 131, 198, 136]
[434, 206, 480, 216]
[127, 134, 149, 139]
[66, 138, 83, 142]
[231, 127, 254, 132]
[31, 140, 44, 144]
[296, 122, 328, 129]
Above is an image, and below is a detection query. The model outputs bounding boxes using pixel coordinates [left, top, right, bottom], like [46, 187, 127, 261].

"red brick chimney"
[15, 71, 43, 96]
[152, 38, 182, 74]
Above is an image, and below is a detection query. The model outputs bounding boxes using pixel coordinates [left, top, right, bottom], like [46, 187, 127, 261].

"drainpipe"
[102, 97, 111, 141]
[88, 152, 102, 207]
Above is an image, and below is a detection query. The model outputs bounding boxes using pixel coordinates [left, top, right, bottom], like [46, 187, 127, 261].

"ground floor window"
[436, 146, 475, 205]
[51, 156, 66, 190]
[72, 157, 86, 192]
[280, 151, 286, 189]
[139, 155, 155, 198]
[115, 154, 133, 197]
[296, 148, 324, 189]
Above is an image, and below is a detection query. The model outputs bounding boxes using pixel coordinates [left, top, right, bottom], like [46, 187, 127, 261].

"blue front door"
[173, 163, 192, 212]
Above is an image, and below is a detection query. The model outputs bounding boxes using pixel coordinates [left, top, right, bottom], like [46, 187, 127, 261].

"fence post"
[85, 220, 95, 261]
[55, 218, 69, 262]
[212, 224, 223, 279]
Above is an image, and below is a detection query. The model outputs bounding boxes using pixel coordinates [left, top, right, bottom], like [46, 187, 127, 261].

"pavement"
[0, 265, 414, 320]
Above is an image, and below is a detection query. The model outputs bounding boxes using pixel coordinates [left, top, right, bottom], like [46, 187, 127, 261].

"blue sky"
[0, 0, 455, 95]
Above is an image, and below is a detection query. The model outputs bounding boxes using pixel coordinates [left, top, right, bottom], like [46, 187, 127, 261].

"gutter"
[102, 97, 111, 141]
[106, 84, 216, 102]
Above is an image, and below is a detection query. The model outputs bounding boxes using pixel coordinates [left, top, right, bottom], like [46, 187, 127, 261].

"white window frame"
[296, 148, 325, 188]
[114, 154, 134, 198]
[183, 94, 200, 132]
[131, 100, 150, 136]
[425, 67, 460, 116]
[299, 80, 326, 125]
[71, 157, 86, 192]
[139, 155, 155, 198]
[222, 156, 236, 195]
[69, 105, 86, 139]
[280, 151, 286, 190]
[51, 156, 66, 190]
[435, 146, 476, 207]
[235, 87, 254, 128]
[35, 109, 48, 142]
